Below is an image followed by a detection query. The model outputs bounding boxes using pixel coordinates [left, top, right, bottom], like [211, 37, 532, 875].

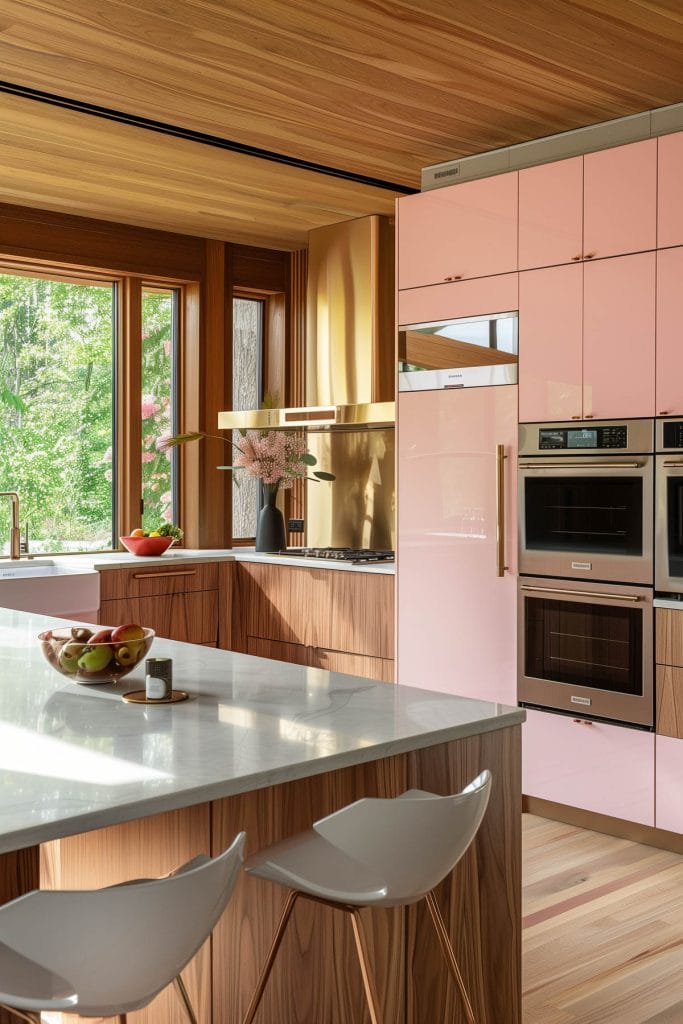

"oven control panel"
[538, 425, 627, 450]
[662, 421, 683, 449]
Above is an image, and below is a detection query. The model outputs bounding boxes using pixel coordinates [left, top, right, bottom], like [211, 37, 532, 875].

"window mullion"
[116, 277, 143, 539]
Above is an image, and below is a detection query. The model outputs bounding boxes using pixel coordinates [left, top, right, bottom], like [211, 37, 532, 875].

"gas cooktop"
[279, 547, 395, 564]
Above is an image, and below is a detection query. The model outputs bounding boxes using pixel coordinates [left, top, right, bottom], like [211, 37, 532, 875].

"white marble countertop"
[0, 607, 521, 854]
[25, 549, 395, 574]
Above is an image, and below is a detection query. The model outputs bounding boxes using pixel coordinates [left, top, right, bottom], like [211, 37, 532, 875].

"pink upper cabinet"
[518, 157, 583, 270]
[658, 132, 683, 250]
[518, 264, 583, 423]
[397, 172, 518, 290]
[656, 247, 683, 417]
[583, 139, 657, 260]
[583, 253, 656, 420]
[397, 385, 518, 706]
[398, 273, 518, 327]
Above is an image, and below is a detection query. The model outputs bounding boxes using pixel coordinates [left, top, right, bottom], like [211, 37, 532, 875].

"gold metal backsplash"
[305, 428, 395, 551]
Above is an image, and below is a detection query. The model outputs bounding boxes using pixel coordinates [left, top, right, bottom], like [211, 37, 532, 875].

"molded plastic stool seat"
[0, 832, 245, 1023]
[242, 770, 492, 1024]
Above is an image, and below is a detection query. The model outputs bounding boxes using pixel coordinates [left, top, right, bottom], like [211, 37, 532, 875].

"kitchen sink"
[0, 560, 100, 620]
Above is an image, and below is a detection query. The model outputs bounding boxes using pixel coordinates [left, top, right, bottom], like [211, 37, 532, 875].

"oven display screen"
[567, 429, 598, 449]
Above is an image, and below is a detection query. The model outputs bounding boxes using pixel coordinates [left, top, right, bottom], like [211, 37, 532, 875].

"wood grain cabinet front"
[99, 562, 220, 645]
[397, 171, 518, 290]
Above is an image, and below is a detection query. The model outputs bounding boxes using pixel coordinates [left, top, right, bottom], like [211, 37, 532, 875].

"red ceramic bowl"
[119, 535, 174, 556]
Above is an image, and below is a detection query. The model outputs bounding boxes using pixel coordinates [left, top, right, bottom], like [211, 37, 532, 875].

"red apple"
[89, 628, 113, 644]
[111, 623, 146, 644]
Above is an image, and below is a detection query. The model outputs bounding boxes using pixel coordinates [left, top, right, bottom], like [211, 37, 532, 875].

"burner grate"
[279, 547, 394, 564]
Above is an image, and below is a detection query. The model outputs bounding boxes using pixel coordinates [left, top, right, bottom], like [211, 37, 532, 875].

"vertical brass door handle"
[496, 443, 507, 577]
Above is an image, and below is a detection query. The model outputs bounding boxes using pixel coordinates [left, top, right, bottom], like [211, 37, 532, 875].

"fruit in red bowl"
[119, 535, 174, 556]
[38, 624, 155, 684]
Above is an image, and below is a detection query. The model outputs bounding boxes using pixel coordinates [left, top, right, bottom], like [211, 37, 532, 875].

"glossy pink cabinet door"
[523, 709, 655, 825]
[658, 131, 683, 249]
[583, 139, 657, 259]
[518, 157, 583, 270]
[518, 264, 583, 422]
[397, 172, 518, 290]
[583, 253, 656, 420]
[398, 273, 518, 327]
[656, 247, 683, 417]
[655, 736, 683, 834]
[397, 385, 517, 705]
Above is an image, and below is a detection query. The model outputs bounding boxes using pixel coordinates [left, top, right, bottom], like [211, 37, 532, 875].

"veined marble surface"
[0, 607, 522, 854]
[30, 549, 395, 574]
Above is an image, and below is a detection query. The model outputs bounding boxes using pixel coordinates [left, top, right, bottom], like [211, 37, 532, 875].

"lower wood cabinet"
[522, 708, 655, 826]
[232, 562, 395, 682]
[99, 562, 220, 645]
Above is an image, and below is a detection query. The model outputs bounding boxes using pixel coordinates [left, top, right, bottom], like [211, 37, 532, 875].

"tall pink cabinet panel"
[523, 709, 655, 825]
[518, 264, 583, 423]
[582, 252, 656, 420]
[518, 157, 583, 270]
[656, 736, 683, 834]
[398, 273, 518, 327]
[656, 247, 683, 417]
[583, 139, 657, 260]
[397, 172, 518, 290]
[657, 131, 683, 250]
[397, 385, 517, 705]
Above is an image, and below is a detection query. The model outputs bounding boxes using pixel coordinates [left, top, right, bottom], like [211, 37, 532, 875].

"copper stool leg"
[242, 889, 299, 1024]
[425, 891, 477, 1024]
[173, 973, 198, 1024]
[349, 909, 383, 1024]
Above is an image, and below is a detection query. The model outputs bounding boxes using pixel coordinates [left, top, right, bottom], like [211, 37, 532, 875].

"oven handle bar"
[496, 443, 507, 577]
[662, 461, 683, 468]
[520, 585, 642, 603]
[518, 461, 643, 469]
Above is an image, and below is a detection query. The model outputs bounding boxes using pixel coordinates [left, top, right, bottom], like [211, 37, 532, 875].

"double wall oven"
[517, 419, 654, 729]
[656, 419, 683, 595]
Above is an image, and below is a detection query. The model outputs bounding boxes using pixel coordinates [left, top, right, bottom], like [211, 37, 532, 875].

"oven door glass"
[667, 476, 683, 580]
[524, 595, 643, 696]
[525, 476, 643, 556]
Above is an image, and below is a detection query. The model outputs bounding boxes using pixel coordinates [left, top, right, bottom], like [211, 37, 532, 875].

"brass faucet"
[0, 492, 21, 560]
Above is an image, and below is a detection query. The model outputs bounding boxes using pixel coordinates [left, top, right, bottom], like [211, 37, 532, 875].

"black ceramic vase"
[255, 488, 286, 552]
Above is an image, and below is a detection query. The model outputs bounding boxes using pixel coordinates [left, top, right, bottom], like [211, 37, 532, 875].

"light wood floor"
[523, 814, 683, 1024]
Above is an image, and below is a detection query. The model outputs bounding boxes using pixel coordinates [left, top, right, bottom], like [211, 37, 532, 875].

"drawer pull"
[132, 570, 197, 580]
[572, 719, 594, 725]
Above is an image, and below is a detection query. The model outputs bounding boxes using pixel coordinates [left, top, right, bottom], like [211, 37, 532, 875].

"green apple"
[59, 641, 86, 674]
[77, 644, 113, 674]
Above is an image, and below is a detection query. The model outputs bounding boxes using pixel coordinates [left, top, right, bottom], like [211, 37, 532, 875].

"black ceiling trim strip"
[0, 78, 416, 195]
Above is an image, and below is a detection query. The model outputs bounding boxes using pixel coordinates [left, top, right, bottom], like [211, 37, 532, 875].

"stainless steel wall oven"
[656, 418, 683, 595]
[518, 419, 654, 585]
[518, 577, 653, 728]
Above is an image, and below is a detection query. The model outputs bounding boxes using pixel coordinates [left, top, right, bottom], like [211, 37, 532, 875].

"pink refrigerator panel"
[583, 139, 657, 259]
[657, 132, 683, 250]
[397, 386, 517, 705]
[656, 736, 683, 834]
[656, 247, 683, 417]
[397, 172, 518, 290]
[518, 156, 583, 270]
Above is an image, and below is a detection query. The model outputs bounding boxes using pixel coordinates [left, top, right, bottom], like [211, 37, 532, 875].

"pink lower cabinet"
[397, 384, 517, 705]
[656, 736, 683, 834]
[523, 709, 655, 825]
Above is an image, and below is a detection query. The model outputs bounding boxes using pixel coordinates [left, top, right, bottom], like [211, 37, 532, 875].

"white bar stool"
[241, 770, 492, 1024]
[0, 831, 245, 1023]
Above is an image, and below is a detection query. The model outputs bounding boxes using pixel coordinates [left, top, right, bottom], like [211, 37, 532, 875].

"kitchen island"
[0, 607, 523, 1024]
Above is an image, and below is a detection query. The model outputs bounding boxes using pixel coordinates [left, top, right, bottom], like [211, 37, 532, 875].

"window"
[141, 287, 179, 532]
[232, 296, 264, 540]
[0, 271, 115, 553]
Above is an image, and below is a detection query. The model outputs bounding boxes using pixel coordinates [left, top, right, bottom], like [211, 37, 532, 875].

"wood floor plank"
[523, 814, 683, 1024]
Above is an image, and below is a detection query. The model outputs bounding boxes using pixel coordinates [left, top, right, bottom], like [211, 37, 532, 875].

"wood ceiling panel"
[0, 0, 680, 244]
[0, 93, 396, 249]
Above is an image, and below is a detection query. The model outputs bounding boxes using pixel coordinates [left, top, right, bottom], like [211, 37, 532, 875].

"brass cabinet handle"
[572, 719, 594, 725]
[519, 461, 642, 469]
[496, 443, 507, 577]
[584, 252, 596, 259]
[571, 254, 582, 261]
[520, 584, 641, 602]
[584, 414, 594, 419]
[571, 415, 582, 419]
[659, 411, 670, 416]
[443, 274, 463, 281]
[132, 570, 197, 580]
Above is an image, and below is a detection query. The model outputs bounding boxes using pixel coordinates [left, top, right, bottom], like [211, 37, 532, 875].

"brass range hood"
[218, 214, 395, 431]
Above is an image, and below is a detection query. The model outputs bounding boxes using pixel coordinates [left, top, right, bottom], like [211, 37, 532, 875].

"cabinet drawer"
[656, 608, 683, 667]
[100, 590, 218, 645]
[312, 647, 394, 682]
[247, 636, 310, 666]
[99, 562, 219, 600]
[656, 735, 683, 833]
[522, 708, 654, 825]
[397, 273, 518, 328]
[656, 665, 683, 739]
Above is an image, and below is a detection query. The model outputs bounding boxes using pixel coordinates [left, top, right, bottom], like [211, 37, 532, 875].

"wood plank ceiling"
[0, 0, 681, 248]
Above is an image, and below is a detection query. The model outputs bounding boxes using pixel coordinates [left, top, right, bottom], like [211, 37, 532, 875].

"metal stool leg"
[425, 891, 477, 1024]
[349, 909, 383, 1024]
[242, 889, 299, 1024]
[173, 974, 198, 1024]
